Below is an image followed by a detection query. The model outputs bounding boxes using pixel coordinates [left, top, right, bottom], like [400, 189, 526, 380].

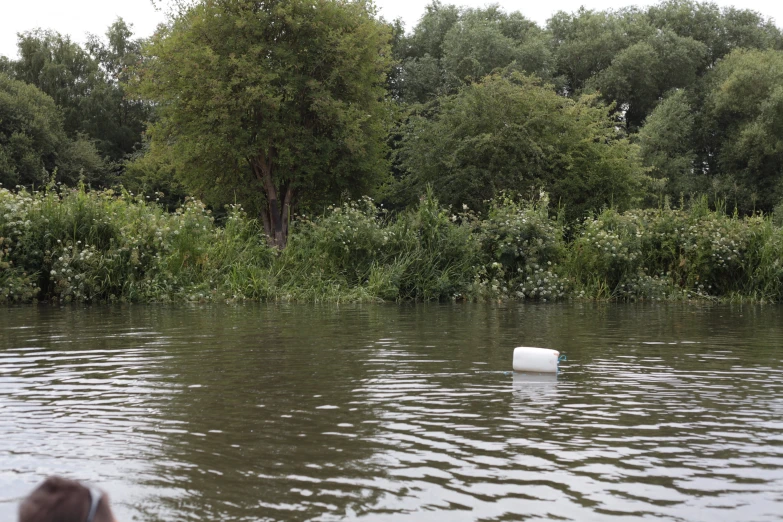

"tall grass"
[2, 185, 783, 303]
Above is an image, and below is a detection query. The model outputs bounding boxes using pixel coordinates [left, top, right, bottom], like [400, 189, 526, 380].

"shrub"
[473, 192, 568, 300]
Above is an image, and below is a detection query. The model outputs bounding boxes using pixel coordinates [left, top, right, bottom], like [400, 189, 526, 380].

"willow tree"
[135, 0, 393, 248]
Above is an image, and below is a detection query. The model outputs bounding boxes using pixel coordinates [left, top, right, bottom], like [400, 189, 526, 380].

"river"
[1, 303, 782, 521]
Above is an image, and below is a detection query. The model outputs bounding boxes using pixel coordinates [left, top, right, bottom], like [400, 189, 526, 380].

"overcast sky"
[1, 0, 781, 59]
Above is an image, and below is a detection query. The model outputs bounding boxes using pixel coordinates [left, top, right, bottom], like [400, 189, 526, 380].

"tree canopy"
[0, 73, 104, 187]
[395, 72, 646, 219]
[3, 0, 783, 224]
[2, 20, 150, 170]
[134, 0, 394, 248]
[701, 48, 783, 211]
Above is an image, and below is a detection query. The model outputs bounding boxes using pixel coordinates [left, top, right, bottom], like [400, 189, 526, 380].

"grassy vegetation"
[2, 185, 783, 304]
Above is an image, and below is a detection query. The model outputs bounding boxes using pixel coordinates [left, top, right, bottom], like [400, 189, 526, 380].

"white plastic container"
[512, 347, 561, 373]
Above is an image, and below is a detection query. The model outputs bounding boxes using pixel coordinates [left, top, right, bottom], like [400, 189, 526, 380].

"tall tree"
[587, 30, 706, 129]
[395, 3, 550, 103]
[441, 6, 551, 89]
[10, 30, 100, 137]
[395, 71, 646, 220]
[637, 89, 699, 199]
[548, 7, 652, 95]
[404, 0, 460, 61]
[701, 49, 783, 212]
[393, 1, 460, 102]
[0, 73, 104, 187]
[646, 0, 783, 65]
[134, 0, 394, 248]
[7, 22, 149, 164]
[84, 19, 151, 161]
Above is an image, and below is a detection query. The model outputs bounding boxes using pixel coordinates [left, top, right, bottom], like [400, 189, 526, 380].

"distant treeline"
[2, 0, 783, 302]
[387, 0, 783, 217]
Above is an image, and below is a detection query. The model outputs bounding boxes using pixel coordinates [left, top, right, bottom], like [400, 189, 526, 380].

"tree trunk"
[252, 153, 293, 250]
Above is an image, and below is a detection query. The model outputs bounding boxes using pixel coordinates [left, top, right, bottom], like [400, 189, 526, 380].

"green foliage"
[646, 0, 783, 64]
[392, 1, 459, 102]
[10, 30, 101, 136]
[394, 2, 551, 103]
[388, 190, 481, 299]
[440, 7, 552, 88]
[549, 1, 781, 127]
[637, 89, 698, 200]
[701, 48, 783, 212]
[83, 19, 151, 161]
[587, 30, 706, 129]
[396, 71, 646, 220]
[397, 55, 444, 104]
[0, 73, 105, 187]
[0, 185, 276, 302]
[134, 0, 394, 248]
[282, 190, 481, 301]
[567, 203, 783, 301]
[122, 142, 188, 211]
[3, 186, 783, 304]
[6, 23, 149, 164]
[0, 74, 63, 187]
[548, 7, 650, 94]
[472, 193, 568, 301]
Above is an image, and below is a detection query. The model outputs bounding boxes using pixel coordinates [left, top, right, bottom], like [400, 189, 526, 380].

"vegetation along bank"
[2, 0, 783, 303]
[2, 186, 782, 303]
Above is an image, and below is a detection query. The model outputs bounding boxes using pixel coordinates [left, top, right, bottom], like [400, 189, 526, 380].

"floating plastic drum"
[512, 347, 561, 373]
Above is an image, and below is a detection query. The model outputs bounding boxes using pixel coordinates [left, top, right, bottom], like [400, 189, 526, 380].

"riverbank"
[2, 186, 782, 304]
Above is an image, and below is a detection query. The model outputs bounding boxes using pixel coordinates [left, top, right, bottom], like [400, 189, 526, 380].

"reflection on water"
[1, 303, 782, 521]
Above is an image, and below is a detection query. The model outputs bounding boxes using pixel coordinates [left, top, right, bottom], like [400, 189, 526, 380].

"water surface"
[1, 303, 782, 521]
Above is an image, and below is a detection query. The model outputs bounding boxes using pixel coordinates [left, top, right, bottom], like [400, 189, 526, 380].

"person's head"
[19, 476, 117, 522]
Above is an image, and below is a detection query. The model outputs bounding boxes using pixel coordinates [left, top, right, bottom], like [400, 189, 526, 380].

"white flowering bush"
[474, 193, 568, 301]
[0, 236, 38, 302]
[1, 189, 41, 302]
[0, 186, 276, 302]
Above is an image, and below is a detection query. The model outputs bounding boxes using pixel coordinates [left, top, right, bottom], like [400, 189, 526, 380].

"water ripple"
[1, 304, 782, 521]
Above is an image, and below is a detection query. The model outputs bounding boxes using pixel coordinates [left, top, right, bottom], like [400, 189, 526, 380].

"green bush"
[567, 203, 783, 302]
[279, 191, 481, 301]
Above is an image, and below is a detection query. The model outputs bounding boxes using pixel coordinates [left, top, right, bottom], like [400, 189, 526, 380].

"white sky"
[1, 0, 781, 59]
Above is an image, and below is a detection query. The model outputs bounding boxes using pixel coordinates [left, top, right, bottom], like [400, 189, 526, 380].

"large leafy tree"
[0, 74, 104, 187]
[548, 8, 651, 95]
[84, 19, 151, 161]
[7, 22, 149, 164]
[700, 49, 783, 212]
[393, 3, 550, 104]
[587, 30, 706, 129]
[134, 0, 393, 248]
[392, 2, 463, 103]
[441, 7, 551, 89]
[646, 0, 783, 65]
[403, 0, 460, 61]
[9, 30, 101, 150]
[637, 89, 698, 199]
[395, 72, 646, 220]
